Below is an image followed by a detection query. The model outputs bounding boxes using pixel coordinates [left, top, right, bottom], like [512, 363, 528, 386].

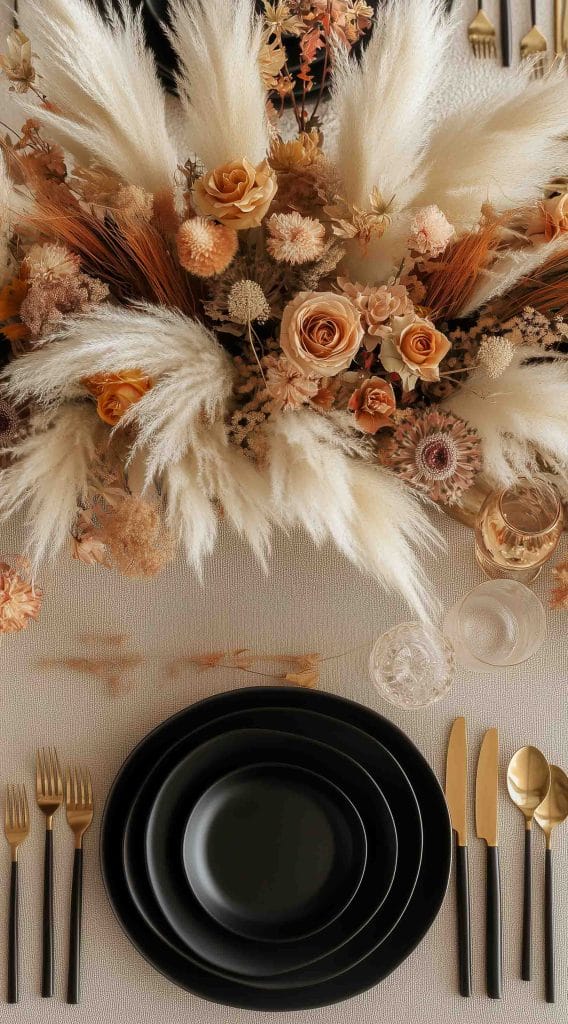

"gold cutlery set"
[468, 0, 568, 74]
[4, 748, 93, 1004]
[446, 719, 568, 1002]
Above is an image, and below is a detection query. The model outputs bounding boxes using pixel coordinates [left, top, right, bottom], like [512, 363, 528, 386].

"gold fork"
[468, 1, 497, 59]
[36, 747, 63, 998]
[5, 785, 30, 1004]
[65, 765, 93, 1005]
[521, 0, 548, 76]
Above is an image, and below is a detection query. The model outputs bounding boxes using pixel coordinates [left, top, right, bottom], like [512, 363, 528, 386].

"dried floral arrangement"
[1, 0, 568, 622]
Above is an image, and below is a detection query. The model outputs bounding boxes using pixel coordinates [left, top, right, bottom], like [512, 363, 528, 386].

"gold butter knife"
[475, 727, 503, 999]
[445, 717, 472, 997]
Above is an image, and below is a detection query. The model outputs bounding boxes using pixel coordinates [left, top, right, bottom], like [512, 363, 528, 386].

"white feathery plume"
[459, 237, 568, 316]
[443, 347, 568, 485]
[329, 0, 451, 210]
[164, 453, 219, 577]
[2, 305, 233, 415]
[414, 64, 568, 230]
[0, 152, 15, 286]
[18, 0, 178, 192]
[0, 403, 101, 566]
[267, 410, 441, 620]
[168, 0, 269, 168]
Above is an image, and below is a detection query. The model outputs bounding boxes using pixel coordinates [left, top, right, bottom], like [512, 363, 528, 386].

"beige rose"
[280, 291, 364, 377]
[193, 158, 277, 231]
[348, 376, 396, 433]
[398, 319, 450, 381]
[83, 370, 152, 426]
[528, 194, 568, 243]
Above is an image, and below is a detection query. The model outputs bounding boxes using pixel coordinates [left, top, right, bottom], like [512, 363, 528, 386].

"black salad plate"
[101, 687, 451, 1010]
[147, 729, 390, 958]
[129, 725, 403, 980]
[179, 761, 368, 943]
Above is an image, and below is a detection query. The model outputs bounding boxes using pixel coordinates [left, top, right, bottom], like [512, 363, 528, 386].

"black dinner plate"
[149, 736, 377, 949]
[179, 761, 367, 943]
[130, 726, 402, 979]
[102, 687, 450, 1010]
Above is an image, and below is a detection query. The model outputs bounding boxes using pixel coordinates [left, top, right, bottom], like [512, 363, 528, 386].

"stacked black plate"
[101, 687, 451, 1010]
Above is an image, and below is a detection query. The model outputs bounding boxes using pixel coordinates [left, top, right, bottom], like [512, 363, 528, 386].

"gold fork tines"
[65, 766, 93, 848]
[36, 746, 63, 827]
[4, 785, 29, 860]
[520, 25, 548, 77]
[468, 5, 497, 59]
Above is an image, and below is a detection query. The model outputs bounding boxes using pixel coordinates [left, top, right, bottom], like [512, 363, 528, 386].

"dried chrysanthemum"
[24, 243, 81, 282]
[0, 561, 42, 633]
[477, 334, 516, 380]
[265, 354, 319, 410]
[96, 496, 174, 578]
[266, 211, 326, 264]
[177, 218, 238, 278]
[408, 205, 454, 258]
[263, 1, 304, 36]
[382, 409, 482, 506]
[269, 131, 322, 173]
[550, 560, 568, 610]
[0, 29, 35, 93]
[20, 273, 109, 341]
[227, 279, 271, 325]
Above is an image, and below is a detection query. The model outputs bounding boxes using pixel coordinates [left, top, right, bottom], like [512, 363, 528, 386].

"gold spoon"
[506, 746, 550, 981]
[534, 764, 568, 1003]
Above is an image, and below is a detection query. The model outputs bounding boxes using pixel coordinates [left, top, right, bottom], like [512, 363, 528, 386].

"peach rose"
[193, 158, 278, 231]
[379, 315, 450, 390]
[280, 291, 364, 378]
[348, 376, 396, 433]
[527, 194, 568, 243]
[84, 370, 152, 426]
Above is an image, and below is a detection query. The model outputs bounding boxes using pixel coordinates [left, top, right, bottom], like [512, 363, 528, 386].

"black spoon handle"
[456, 843, 472, 996]
[7, 861, 18, 1004]
[41, 828, 54, 997]
[521, 827, 532, 980]
[545, 847, 555, 1003]
[486, 845, 503, 999]
[67, 847, 83, 1004]
[500, 0, 513, 65]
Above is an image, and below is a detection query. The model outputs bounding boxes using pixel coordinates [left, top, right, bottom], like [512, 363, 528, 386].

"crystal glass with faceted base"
[369, 622, 455, 709]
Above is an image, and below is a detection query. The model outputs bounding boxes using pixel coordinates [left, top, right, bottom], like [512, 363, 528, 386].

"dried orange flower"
[266, 211, 326, 264]
[83, 370, 152, 426]
[265, 354, 319, 410]
[194, 159, 278, 231]
[0, 562, 42, 633]
[259, 29, 286, 89]
[325, 187, 392, 247]
[177, 218, 238, 277]
[269, 130, 322, 174]
[0, 29, 35, 93]
[550, 560, 568, 610]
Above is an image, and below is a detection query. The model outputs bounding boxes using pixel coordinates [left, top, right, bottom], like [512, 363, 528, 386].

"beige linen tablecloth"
[1, 1, 567, 1022]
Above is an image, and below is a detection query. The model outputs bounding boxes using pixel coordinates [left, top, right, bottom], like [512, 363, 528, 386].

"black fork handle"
[530, 0, 537, 26]
[500, 0, 513, 65]
[7, 860, 18, 1003]
[41, 828, 54, 997]
[67, 847, 83, 1004]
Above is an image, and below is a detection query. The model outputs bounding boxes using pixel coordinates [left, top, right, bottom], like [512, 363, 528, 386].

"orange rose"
[83, 370, 152, 426]
[398, 319, 450, 381]
[528, 194, 568, 243]
[348, 376, 396, 433]
[194, 158, 277, 230]
[280, 291, 364, 377]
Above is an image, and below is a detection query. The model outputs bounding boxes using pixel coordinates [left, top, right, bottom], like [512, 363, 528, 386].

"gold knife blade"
[445, 717, 468, 847]
[563, 0, 568, 54]
[476, 728, 499, 847]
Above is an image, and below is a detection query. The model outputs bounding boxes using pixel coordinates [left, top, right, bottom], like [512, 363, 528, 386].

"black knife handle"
[456, 843, 472, 997]
[486, 845, 503, 998]
[7, 861, 18, 1003]
[521, 827, 532, 980]
[41, 828, 54, 997]
[545, 847, 555, 1003]
[500, 0, 512, 66]
[67, 847, 83, 1004]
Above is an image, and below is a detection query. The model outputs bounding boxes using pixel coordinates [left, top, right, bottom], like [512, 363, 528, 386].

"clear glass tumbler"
[475, 479, 563, 584]
[443, 579, 546, 672]
[369, 622, 455, 709]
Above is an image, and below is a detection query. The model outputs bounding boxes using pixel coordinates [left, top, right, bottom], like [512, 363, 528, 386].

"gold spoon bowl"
[535, 765, 568, 848]
[507, 746, 550, 829]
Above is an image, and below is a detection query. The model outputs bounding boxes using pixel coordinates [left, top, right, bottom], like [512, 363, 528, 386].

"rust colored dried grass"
[491, 246, 568, 321]
[419, 218, 503, 320]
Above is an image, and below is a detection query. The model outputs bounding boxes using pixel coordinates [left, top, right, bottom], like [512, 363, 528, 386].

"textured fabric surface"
[0, 1, 567, 1022]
